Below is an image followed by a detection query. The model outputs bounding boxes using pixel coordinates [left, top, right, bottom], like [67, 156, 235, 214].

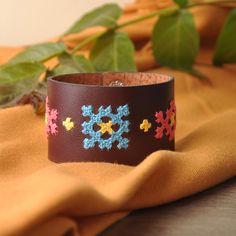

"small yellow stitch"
[170, 113, 175, 126]
[62, 117, 74, 131]
[140, 119, 152, 132]
[98, 120, 113, 134]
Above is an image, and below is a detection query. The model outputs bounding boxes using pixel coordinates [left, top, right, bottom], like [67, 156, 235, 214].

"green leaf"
[0, 62, 46, 104]
[64, 4, 122, 35]
[90, 31, 137, 72]
[61, 54, 95, 72]
[0, 62, 46, 85]
[8, 42, 66, 64]
[174, 0, 188, 7]
[152, 10, 199, 70]
[72, 55, 95, 72]
[0, 85, 17, 105]
[213, 9, 236, 66]
[53, 65, 79, 75]
[53, 53, 95, 75]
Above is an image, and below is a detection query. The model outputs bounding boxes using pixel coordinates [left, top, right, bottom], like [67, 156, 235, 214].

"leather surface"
[47, 72, 175, 165]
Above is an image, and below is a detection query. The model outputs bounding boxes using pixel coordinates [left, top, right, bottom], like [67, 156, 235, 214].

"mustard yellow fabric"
[1, 5, 236, 234]
[0, 48, 236, 236]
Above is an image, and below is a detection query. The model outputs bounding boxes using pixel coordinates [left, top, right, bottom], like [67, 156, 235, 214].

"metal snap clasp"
[109, 80, 124, 87]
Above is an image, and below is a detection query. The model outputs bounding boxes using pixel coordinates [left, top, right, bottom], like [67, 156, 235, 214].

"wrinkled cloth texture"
[1, 6, 236, 236]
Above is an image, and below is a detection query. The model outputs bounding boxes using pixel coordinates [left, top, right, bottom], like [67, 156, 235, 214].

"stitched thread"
[63, 117, 74, 131]
[81, 105, 130, 150]
[98, 120, 113, 134]
[45, 97, 58, 136]
[140, 119, 152, 132]
[155, 100, 176, 141]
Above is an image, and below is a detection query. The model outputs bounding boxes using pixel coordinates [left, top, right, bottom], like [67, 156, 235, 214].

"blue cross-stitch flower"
[81, 105, 130, 150]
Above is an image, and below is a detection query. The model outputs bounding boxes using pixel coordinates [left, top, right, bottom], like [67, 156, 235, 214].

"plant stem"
[72, 32, 104, 54]
[116, 6, 179, 29]
[71, 0, 235, 54]
[72, 6, 179, 54]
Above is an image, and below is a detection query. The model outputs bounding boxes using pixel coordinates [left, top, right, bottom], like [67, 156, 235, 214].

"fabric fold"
[0, 55, 236, 235]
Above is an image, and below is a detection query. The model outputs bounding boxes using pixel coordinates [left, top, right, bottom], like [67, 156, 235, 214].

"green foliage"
[0, 62, 46, 85]
[64, 4, 122, 35]
[1, 1, 236, 108]
[0, 62, 46, 104]
[53, 53, 95, 75]
[152, 10, 199, 70]
[8, 42, 66, 64]
[213, 9, 236, 66]
[174, 0, 188, 8]
[90, 31, 137, 72]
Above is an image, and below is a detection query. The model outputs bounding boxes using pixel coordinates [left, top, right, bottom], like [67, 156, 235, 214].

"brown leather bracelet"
[46, 72, 175, 165]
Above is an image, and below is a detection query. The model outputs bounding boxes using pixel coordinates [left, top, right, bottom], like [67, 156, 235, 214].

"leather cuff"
[46, 72, 175, 166]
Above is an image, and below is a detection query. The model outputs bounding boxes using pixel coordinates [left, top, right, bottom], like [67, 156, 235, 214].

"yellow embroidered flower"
[62, 117, 74, 131]
[98, 120, 113, 134]
[140, 119, 152, 132]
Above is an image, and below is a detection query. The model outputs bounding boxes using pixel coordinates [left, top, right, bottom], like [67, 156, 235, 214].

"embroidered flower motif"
[155, 100, 176, 141]
[81, 105, 130, 150]
[98, 120, 113, 134]
[62, 117, 74, 131]
[140, 119, 152, 132]
[45, 97, 58, 136]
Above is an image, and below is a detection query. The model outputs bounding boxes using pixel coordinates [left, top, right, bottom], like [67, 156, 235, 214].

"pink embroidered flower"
[155, 100, 176, 141]
[45, 97, 58, 136]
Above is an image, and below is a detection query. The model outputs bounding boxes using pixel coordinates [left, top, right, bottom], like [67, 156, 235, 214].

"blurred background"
[0, 0, 130, 46]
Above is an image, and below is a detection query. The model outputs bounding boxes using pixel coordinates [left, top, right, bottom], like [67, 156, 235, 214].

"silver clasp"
[109, 80, 124, 87]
